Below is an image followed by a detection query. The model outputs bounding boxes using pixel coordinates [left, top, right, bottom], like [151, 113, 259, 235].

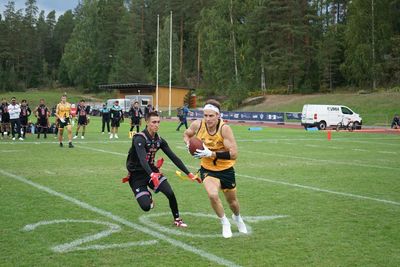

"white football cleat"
[222, 222, 232, 238]
[73, 135, 78, 139]
[81, 136, 84, 139]
[174, 218, 188, 228]
[19, 137, 24, 141]
[109, 134, 113, 139]
[232, 214, 248, 234]
[114, 134, 119, 139]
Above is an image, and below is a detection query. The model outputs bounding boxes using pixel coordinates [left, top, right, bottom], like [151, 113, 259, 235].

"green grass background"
[1, 117, 399, 266]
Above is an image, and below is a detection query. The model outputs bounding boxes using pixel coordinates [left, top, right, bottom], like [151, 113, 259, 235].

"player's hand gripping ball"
[188, 137, 203, 155]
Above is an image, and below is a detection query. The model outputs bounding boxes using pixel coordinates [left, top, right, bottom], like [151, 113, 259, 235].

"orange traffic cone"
[327, 130, 331, 141]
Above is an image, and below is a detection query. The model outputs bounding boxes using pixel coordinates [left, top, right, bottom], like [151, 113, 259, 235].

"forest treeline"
[0, 0, 399, 106]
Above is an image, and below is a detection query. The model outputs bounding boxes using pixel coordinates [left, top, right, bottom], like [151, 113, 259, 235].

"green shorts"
[199, 166, 236, 190]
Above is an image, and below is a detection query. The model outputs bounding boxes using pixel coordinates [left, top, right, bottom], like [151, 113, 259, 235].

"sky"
[0, 0, 80, 18]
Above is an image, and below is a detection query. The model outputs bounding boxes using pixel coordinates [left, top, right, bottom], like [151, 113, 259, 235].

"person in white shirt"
[8, 97, 23, 141]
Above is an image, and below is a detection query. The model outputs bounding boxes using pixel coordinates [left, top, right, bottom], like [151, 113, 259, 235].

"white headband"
[203, 104, 220, 114]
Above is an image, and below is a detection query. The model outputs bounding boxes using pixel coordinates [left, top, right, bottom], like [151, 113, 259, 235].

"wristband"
[216, 151, 231, 160]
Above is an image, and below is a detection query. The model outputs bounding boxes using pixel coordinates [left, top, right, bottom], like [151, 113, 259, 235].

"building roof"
[98, 82, 194, 91]
[98, 83, 155, 90]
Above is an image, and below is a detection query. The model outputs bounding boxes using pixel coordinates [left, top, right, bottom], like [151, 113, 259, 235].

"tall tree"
[109, 10, 147, 83]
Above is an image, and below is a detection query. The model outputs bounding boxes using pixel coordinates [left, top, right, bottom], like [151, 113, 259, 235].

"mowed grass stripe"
[75, 144, 400, 207]
[0, 169, 241, 267]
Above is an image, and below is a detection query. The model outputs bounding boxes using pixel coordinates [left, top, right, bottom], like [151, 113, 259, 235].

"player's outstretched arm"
[160, 139, 191, 175]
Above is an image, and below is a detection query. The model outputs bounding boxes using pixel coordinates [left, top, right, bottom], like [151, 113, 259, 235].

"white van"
[301, 104, 362, 130]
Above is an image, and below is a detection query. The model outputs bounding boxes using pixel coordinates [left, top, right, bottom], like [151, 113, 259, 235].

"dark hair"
[205, 99, 221, 111]
[81, 99, 85, 102]
[21, 99, 27, 103]
[145, 111, 159, 121]
[11, 97, 16, 101]
[134, 101, 139, 104]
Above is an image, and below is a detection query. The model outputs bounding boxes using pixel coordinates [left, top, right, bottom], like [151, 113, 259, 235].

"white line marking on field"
[378, 151, 397, 154]
[23, 219, 157, 253]
[352, 148, 368, 152]
[251, 151, 398, 171]
[1, 170, 241, 267]
[76, 145, 400, 207]
[0, 149, 20, 153]
[44, 170, 55, 175]
[237, 173, 400, 206]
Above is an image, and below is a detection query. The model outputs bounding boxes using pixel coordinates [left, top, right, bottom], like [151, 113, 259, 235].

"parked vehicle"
[301, 104, 362, 130]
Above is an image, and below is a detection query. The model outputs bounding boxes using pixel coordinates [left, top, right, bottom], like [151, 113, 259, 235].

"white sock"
[233, 214, 243, 222]
[220, 215, 230, 225]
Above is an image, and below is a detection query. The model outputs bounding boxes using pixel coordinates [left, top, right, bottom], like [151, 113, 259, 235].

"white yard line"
[77, 145, 400, 207]
[237, 173, 400, 206]
[0, 169, 241, 267]
[251, 151, 398, 171]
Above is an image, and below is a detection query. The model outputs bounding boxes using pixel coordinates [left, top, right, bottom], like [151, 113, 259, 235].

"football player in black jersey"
[125, 111, 200, 227]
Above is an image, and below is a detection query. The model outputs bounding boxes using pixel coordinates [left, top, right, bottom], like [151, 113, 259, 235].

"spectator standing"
[1, 98, 10, 138]
[35, 99, 50, 139]
[100, 103, 111, 134]
[144, 104, 153, 120]
[391, 114, 400, 129]
[110, 100, 123, 139]
[74, 100, 90, 139]
[129, 101, 143, 134]
[19, 99, 31, 139]
[8, 97, 23, 141]
[176, 104, 190, 131]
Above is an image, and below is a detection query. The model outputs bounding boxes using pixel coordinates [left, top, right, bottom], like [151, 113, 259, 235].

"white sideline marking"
[1, 170, 241, 267]
[76, 145, 400, 207]
[0, 149, 20, 153]
[251, 151, 398, 171]
[352, 148, 368, 152]
[378, 151, 397, 154]
[23, 219, 157, 253]
[237, 173, 400, 206]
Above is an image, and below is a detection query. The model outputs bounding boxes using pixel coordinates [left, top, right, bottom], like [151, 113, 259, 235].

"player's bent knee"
[136, 195, 152, 212]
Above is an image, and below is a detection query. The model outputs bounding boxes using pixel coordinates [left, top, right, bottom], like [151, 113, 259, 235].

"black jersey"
[37, 105, 49, 119]
[129, 107, 143, 120]
[77, 105, 90, 118]
[126, 129, 190, 176]
[1, 102, 9, 121]
[20, 106, 31, 119]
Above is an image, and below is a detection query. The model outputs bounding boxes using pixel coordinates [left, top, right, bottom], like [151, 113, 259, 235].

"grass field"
[1, 117, 399, 266]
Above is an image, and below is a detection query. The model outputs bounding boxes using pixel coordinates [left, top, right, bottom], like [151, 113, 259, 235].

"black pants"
[129, 174, 180, 219]
[10, 118, 21, 138]
[102, 118, 110, 133]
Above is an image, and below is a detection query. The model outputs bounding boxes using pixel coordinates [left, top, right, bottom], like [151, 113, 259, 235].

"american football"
[188, 137, 203, 155]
